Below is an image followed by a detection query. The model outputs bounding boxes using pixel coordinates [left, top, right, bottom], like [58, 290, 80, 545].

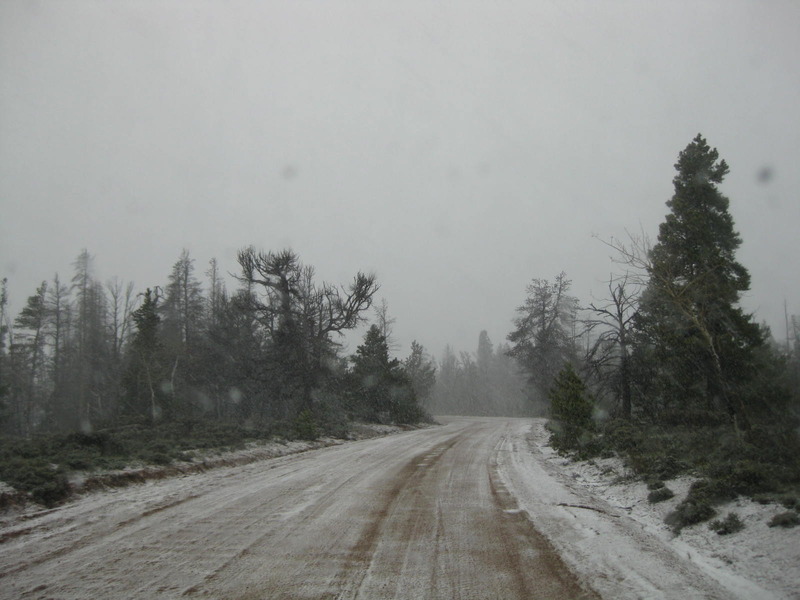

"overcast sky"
[2, 1, 799, 358]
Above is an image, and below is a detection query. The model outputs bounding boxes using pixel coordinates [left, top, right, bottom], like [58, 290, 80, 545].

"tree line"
[507, 134, 799, 431]
[0, 248, 434, 437]
[503, 135, 800, 529]
[427, 331, 528, 417]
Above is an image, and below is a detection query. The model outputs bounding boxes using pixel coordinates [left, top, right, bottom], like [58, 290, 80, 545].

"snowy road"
[0, 418, 739, 599]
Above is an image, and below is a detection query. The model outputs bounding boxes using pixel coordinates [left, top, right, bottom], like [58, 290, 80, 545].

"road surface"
[0, 417, 734, 599]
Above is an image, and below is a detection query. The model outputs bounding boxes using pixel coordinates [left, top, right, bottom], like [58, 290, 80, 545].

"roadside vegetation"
[0, 249, 434, 508]
[529, 136, 800, 533]
[0, 420, 314, 507]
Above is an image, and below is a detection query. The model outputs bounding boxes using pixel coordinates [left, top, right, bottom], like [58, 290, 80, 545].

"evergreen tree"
[69, 250, 111, 427]
[350, 325, 420, 423]
[46, 274, 72, 430]
[476, 330, 493, 376]
[0, 278, 9, 426]
[161, 250, 206, 417]
[548, 363, 593, 451]
[236, 248, 378, 417]
[124, 288, 167, 420]
[404, 340, 436, 409]
[507, 272, 579, 404]
[637, 135, 763, 424]
[13, 282, 48, 433]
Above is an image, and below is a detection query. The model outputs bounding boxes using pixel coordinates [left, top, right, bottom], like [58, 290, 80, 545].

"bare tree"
[107, 277, 136, 361]
[237, 247, 379, 343]
[373, 298, 398, 352]
[583, 273, 640, 419]
[236, 247, 379, 411]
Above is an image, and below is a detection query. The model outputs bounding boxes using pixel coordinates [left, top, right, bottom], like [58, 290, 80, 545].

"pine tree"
[124, 288, 167, 420]
[13, 282, 48, 433]
[638, 134, 762, 424]
[404, 341, 436, 408]
[0, 278, 9, 427]
[548, 363, 593, 451]
[507, 272, 579, 403]
[161, 250, 206, 417]
[350, 325, 419, 423]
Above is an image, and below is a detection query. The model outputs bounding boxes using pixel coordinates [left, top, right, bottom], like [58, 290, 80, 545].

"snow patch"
[519, 419, 799, 600]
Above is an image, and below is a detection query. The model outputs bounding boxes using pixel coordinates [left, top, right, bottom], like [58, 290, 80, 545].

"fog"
[2, 1, 798, 357]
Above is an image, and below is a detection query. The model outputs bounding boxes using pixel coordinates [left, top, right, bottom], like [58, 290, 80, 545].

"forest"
[0, 245, 434, 505]
[2, 135, 800, 529]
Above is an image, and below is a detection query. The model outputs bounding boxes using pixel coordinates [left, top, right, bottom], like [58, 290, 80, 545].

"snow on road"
[0, 417, 791, 599]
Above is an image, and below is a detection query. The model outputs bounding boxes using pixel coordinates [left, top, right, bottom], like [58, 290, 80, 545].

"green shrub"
[665, 500, 717, 532]
[30, 477, 71, 507]
[709, 512, 745, 535]
[706, 460, 777, 497]
[0, 457, 71, 507]
[648, 487, 675, 503]
[293, 409, 319, 440]
[629, 451, 688, 481]
[646, 479, 665, 491]
[549, 364, 594, 453]
[768, 512, 800, 528]
[685, 478, 738, 506]
[602, 420, 644, 453]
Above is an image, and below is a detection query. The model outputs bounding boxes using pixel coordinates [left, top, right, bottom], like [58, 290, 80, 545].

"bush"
[709, 512, 745, 535]
[30, 477, 71, 507]
[603, 420, 644, 453]
[549, 364, 594, 452]
[665, 500, 717, 532]
[648, 487, 675, 503]
[0, 457, 71, 507]
[706, 460, 777, 497]
[293, 409, 319, 440]
[629, 451, 688, 481]
[768, 512, 800, 529]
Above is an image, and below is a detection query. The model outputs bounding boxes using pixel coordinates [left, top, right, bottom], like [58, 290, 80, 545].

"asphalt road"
[0, 417, 598, 599]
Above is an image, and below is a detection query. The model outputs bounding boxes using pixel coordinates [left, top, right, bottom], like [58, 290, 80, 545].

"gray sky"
[2, 1, 799, 358]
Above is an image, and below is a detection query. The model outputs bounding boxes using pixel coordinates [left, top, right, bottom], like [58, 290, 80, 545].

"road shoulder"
[496, 419, 780, 600]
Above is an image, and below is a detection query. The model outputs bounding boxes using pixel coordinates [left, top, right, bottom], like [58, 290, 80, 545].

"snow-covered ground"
[2, 417, 796, 599]
[522, 419, 800, 600]
[0, 422, 417, 517]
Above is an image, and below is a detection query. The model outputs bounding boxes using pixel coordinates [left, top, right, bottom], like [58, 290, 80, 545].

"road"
[0, 417, 734, 599]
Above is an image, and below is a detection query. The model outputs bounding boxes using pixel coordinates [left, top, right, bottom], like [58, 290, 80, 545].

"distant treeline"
[0, 247, 436, 437]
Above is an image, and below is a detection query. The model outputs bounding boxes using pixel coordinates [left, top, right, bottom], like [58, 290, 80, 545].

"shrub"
[629, 451, 688, 481]
[0, 458, 71, 507]
[293, 409, 319, 440]
[30, 477, 71, 507]
[648, 487, 675, 503]
[685, 478, 737, 506]
[768, 512, 800, 528]
[549, 364, 594, 452]
[706, 460, 777, 497]
[709, 512, 745, 535]
[665, 500, 716, 532]
[602, 420, 644, 453]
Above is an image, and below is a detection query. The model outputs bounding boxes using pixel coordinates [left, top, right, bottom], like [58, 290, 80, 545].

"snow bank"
[519, 419, 799, 600]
